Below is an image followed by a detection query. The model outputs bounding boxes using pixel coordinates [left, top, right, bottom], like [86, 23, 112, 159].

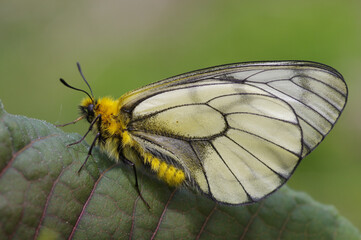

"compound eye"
[87, 104, 94, 113]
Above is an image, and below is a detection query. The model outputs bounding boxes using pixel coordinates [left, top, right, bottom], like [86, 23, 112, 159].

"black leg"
[123, 158, 151, 209]
[68, 114, 101, 147]
[78, 132, 100, 173]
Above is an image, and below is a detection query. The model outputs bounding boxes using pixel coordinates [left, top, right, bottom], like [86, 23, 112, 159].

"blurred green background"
[1, 0, 360, 230]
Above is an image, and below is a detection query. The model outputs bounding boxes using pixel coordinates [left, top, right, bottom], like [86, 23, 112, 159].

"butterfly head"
[79, 97, 118, 124]
[79, 97, 96, 123]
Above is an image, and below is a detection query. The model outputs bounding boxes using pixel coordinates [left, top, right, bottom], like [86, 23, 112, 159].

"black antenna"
[59, 78, 93, 100]
[77, 62, 94, 98]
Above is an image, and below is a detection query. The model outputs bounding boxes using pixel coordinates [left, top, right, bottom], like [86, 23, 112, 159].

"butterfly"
[59, 61, 347, 207]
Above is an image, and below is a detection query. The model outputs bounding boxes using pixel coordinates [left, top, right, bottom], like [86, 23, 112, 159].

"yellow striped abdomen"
[143, 152, 185, 186]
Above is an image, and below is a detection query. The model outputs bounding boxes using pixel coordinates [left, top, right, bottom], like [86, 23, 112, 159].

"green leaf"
[0, 99, 360, 240]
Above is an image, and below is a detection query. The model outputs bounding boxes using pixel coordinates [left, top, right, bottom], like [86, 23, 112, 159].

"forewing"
[123, 61, 347, 205]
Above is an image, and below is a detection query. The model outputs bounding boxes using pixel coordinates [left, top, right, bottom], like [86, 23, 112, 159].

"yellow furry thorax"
[81, 97, 118, 120]
[80, 97, 124, 134]
[79, 96, 186, 186]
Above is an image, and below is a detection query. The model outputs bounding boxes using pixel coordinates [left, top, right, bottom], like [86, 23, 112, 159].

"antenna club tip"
[60, 63, 94, 99]
[59, 78, 68, 86]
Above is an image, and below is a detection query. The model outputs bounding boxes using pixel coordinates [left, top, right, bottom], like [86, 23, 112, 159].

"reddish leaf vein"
[68, 164, 116, 240]
[196, 204, 217, 240]
[33, 167, 67, 240]
[0, 134, 56, 178]
[150, 189, 177, 240]
[240, 201, 264, 240]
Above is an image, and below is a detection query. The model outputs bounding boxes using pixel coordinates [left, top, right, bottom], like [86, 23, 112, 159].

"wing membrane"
[122, 61, 347, 204]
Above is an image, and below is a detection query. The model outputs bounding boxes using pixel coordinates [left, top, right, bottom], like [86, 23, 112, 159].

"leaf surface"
[0, 100, 359, 240]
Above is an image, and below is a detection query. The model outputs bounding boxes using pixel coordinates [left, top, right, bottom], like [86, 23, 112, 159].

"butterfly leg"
[77, 132, 100, 173]
[68, 114, 101, 147]
[56, 116, 84, 127]
[123, 158, 151, 209]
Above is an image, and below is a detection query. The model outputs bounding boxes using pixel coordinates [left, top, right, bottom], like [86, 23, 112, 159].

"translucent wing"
[121, 61, 347, 205]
